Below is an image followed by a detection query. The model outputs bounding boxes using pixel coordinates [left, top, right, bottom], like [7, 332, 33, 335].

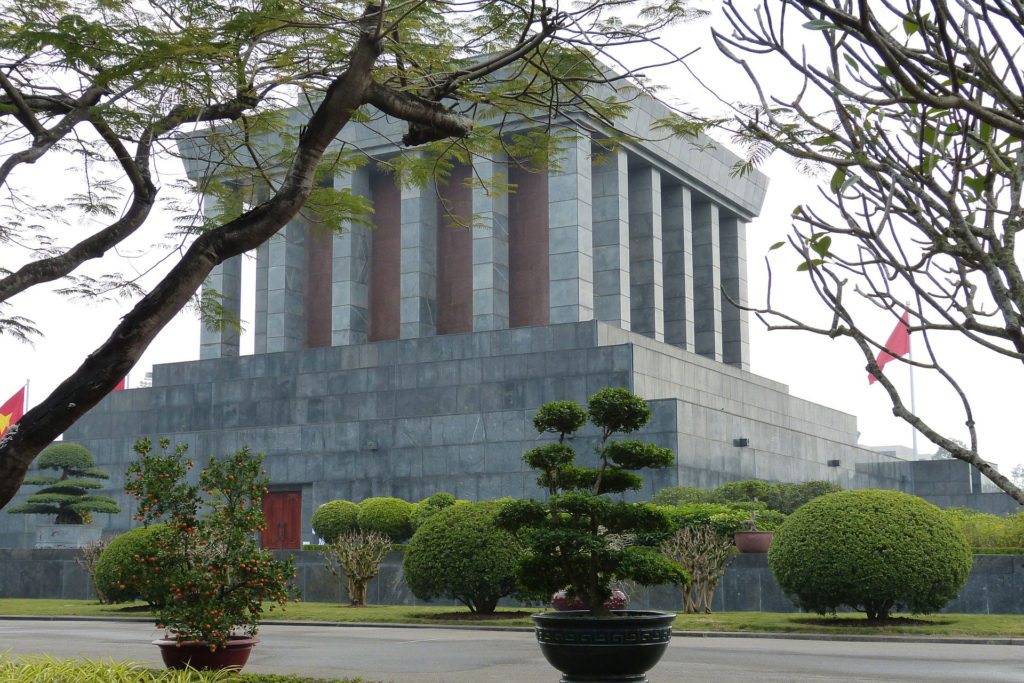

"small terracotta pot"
[734, 530, 773, 553]
[152, 635, 258, 671]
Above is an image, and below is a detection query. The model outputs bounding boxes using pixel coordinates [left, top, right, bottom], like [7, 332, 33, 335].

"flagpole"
[908, 313, 918, 459]
[24, 379, 29, 412]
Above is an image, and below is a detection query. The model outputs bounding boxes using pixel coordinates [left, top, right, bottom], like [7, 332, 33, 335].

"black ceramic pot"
[531, 610, 676, 682]
[152, 635, 258, 671]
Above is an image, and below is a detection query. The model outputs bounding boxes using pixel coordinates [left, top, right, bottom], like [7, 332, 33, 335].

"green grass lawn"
[1, 599, 1023, 637]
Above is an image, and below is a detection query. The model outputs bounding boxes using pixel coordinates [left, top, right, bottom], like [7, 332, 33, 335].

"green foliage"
[944, 508, 1024, 551]
[653, 503, 751, 543]
[0, 652, 368, 681]
[651, 486, 709, 506]
[714, 480, 771, 503]
[95, 524, 170, 604]
[651, 480, 841, 515]
[36, 443, 102, 472]
[768, 490, 973, 621]
[404, 501, 523, 614]
[357, 497, 414, 542]
[750, 509, 787, 532]
[532, 401, 587, 437]
[311, 499, 360, 543]
[122, 438, 298, 648]
[497, 388, 688, 615]
[763, 482, 842, 514]
[8, 442, 120, 524]
[409, 492, 459, 532]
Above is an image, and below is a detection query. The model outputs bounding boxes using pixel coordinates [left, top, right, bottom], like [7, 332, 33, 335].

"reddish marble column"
[369, 172, 401, 341]
[508, 166, 550, 328]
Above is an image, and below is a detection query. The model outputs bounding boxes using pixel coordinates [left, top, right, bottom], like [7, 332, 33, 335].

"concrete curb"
[2, 615, 1023, 645]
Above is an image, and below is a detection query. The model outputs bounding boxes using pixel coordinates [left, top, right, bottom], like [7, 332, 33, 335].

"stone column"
[662, 183, 695, 352]
[548, 133, 594, 323]
[400, 180, 438, 338]
[628, 164, 664, 342]
[199, 191, 242, 359]
[692, 200, 722, 362]
[591, 147, 630, 330]
[331, 166, 372, 346]
[720, 214, 750, 370]
[266, 216, 306, 353]
[472, 154, 510, 331]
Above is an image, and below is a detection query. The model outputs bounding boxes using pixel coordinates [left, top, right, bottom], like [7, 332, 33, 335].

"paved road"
[2, 619, 1023, 682]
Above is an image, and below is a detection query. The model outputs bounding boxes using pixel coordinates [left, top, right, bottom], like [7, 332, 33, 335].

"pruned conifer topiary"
[8, 442, 120, 524]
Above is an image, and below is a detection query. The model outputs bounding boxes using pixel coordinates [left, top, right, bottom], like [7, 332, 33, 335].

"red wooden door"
[263, 491, 302, 549]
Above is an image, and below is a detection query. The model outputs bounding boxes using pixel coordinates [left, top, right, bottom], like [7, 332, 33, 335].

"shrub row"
[943, 507, 1024, 551]
[652, 479, 841, 514]
[312, 493, 462, 544]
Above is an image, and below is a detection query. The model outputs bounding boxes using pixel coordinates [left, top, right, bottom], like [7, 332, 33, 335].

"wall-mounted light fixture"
[733, 438, 750, 448]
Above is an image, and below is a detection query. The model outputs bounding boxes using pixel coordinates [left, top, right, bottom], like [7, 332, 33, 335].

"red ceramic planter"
[152, 636, 258, 671]
[734, 530, 774, 553]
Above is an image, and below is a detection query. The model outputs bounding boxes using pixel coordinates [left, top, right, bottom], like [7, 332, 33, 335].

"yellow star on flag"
[0, 412, 11, 436]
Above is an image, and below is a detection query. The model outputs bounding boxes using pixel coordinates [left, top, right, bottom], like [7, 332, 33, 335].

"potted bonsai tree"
[497, 387, 688, 683]
[121, 437, 297, 671]
[733, 508, 775, 553]
[8, 442, 120, 547]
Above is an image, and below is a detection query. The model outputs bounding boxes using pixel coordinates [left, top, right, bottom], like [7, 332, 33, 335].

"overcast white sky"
[2, 3, 1019, 474]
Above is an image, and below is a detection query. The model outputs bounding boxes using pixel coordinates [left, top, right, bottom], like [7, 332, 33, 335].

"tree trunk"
[348, 578, 368, 607]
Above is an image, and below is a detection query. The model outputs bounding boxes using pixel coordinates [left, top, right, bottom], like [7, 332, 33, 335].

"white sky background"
[1, 3, 1020, 474]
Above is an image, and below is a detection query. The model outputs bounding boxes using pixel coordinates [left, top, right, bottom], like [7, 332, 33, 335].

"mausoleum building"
[1, 92, 1013, 550]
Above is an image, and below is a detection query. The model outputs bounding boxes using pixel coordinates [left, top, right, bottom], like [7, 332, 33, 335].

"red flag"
[868, 312, 910, 384]
[0, 386, 25, 438]
[113, 377, 126, 391]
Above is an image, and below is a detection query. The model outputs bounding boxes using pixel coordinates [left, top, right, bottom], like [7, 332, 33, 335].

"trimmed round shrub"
[357, 497, 414, 542]
[403, 501, 522, 613]
[95, 525, 168, 604]
[768, 490, 972, 620]
[312, 499, 360, 543]
[409, 492, 458, 532]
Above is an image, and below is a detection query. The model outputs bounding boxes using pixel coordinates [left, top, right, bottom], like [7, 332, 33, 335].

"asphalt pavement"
[1, 618, 1023, 682]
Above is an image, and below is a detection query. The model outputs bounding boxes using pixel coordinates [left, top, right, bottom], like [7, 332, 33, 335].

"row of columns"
[200, 134, 749, 369]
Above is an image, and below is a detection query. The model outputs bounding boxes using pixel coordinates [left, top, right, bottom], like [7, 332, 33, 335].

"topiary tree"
[497, 387, 689, 616]
[312, 499, 360, 543]
[321, 530, 393, 606]
[95, 524, 170, 604]
[768, 490, 973, 621]
[660, 525, 735, 614]
[357, 497, 414, 542]
[404, 501, 523, 614]
[7, 443, 120, 524]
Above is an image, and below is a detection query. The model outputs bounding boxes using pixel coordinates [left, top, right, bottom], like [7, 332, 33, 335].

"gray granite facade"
[6, 320, 1007, 549]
